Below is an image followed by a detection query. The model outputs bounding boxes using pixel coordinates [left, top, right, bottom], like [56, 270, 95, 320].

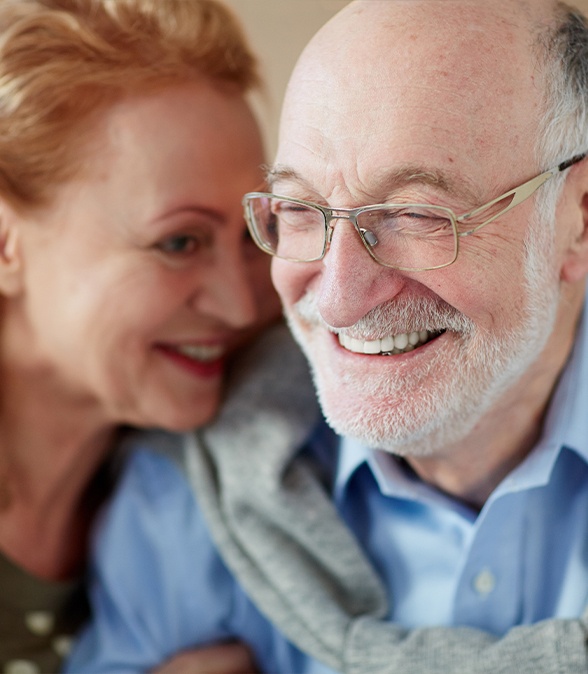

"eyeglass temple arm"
[456, 153, 587, 236]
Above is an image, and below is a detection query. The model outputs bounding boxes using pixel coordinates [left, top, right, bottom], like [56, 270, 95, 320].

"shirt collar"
[334, 437, 432, 504]
[334, 293, 588, 503]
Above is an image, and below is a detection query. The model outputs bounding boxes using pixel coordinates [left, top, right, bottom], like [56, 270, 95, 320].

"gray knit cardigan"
[179, 325, 588, 674]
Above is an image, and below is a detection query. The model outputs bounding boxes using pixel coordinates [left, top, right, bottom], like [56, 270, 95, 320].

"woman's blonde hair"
[0, 0, 260, 208]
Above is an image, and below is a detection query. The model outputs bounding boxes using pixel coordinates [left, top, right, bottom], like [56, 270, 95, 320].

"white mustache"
[292, 291, 475, 339]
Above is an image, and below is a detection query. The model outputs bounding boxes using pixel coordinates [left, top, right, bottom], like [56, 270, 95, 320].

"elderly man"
[69, 1, 588, 673]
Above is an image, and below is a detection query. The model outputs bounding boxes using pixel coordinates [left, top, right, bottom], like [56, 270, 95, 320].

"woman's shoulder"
[116, 429, 190, 501]
[93, 430, 214, 562]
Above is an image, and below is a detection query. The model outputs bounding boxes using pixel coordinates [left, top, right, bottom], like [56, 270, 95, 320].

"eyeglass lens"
[247, 195, 458, 270]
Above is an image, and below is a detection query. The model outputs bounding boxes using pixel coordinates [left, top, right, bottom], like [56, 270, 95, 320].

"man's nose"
[316, 219, 405, 328]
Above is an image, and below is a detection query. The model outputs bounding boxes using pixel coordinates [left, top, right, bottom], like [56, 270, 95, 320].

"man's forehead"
[266, 163, 483, 206]
[276, 0, 551, 197]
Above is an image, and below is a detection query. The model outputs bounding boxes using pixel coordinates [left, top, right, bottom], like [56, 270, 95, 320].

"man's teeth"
[338, 330, 433, 355]
[175, 344, 225, 362]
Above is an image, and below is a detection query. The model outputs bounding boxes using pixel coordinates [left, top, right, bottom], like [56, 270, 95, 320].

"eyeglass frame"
[243, 153, 586, 272]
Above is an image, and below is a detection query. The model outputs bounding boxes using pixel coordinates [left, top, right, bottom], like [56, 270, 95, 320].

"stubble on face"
[287, 204, 561, 457]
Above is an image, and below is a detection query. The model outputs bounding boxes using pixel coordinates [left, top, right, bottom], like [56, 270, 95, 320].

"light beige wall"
[224, 0, 351, 157]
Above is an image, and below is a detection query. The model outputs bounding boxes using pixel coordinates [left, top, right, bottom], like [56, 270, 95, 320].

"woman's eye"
[157, 233, 210, 255]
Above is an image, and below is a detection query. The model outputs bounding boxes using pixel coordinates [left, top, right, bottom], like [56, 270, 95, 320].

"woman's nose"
[191, 251, 258, 329]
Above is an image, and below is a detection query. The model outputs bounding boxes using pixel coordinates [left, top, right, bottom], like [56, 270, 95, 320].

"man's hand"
[151, 642, 259, 674]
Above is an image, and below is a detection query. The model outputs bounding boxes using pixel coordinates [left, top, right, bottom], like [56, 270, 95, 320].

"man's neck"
[404, 408, 544, 509]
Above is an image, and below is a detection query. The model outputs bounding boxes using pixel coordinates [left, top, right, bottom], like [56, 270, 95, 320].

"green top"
[0, 551, 88, 673]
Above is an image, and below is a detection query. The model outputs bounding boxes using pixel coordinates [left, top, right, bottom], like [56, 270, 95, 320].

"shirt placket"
[453, 492, 526, 634]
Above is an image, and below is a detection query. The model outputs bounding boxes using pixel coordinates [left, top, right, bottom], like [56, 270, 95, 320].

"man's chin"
[313, 367, 481, 457]
[321, 406, 468, 457]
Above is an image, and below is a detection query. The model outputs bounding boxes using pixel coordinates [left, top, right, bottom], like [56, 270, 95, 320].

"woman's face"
[4, 82, 279, 431]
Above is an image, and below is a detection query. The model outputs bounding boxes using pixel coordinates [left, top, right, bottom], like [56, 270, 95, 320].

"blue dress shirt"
[67, 311, 588, 673]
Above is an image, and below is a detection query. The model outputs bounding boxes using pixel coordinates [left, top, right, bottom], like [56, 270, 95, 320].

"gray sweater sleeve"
[184, 324, 588, 674]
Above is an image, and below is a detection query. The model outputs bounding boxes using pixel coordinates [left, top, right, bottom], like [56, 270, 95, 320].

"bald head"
[334, 0, 555, 27]
[299, 0, 557, 71]
[275, 0, 587, 201]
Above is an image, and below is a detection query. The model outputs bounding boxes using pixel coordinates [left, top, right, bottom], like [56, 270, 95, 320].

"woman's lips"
[156, 343, 227, 378]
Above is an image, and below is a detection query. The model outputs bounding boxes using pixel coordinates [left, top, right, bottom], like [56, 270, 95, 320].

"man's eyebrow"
[371, 166, 483, 204]
[265, 165, 311, 190]
[267, 164, 483, 205]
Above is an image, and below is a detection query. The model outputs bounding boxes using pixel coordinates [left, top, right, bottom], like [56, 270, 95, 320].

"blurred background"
[226, 0, 588, 158]
[224, 0, 350, 157]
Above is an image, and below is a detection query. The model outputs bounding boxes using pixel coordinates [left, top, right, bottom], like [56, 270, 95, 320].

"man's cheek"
[271, 258, 312, 307]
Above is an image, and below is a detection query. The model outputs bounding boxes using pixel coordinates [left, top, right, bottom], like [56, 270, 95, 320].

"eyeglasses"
[243, 154, 586, 272]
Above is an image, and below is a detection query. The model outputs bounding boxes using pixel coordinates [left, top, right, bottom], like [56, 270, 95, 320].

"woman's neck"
[0, 361, 119, 580]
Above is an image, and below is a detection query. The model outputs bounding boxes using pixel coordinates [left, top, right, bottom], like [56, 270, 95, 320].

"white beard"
[286, 210, 561, 457]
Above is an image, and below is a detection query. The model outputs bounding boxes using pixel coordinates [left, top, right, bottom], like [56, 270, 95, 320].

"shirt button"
[4, 660, 41, 674]
[53, 635, 74, 657]
[473, 568, 496, 595]
[24, 610, 54, 636]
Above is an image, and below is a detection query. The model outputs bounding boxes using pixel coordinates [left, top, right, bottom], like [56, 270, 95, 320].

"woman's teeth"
[175, 344, 225, 362]
[338, 330, 435, 355]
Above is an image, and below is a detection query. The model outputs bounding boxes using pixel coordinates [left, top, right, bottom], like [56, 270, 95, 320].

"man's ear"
[0, 203, 23, 297]
[560, 185, 588, 284]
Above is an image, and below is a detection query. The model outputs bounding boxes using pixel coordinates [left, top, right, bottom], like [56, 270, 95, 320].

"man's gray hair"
[536, 4, 588, 215]
[519, 4, 588, 308]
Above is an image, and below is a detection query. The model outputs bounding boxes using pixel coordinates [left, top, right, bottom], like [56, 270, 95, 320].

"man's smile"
[337, 329, 442, 355]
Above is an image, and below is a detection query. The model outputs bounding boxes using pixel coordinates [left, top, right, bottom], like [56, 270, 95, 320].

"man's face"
[272, 0, 579, 455]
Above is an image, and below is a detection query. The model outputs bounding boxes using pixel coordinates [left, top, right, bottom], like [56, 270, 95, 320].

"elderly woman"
[0, 0, 279, 671]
